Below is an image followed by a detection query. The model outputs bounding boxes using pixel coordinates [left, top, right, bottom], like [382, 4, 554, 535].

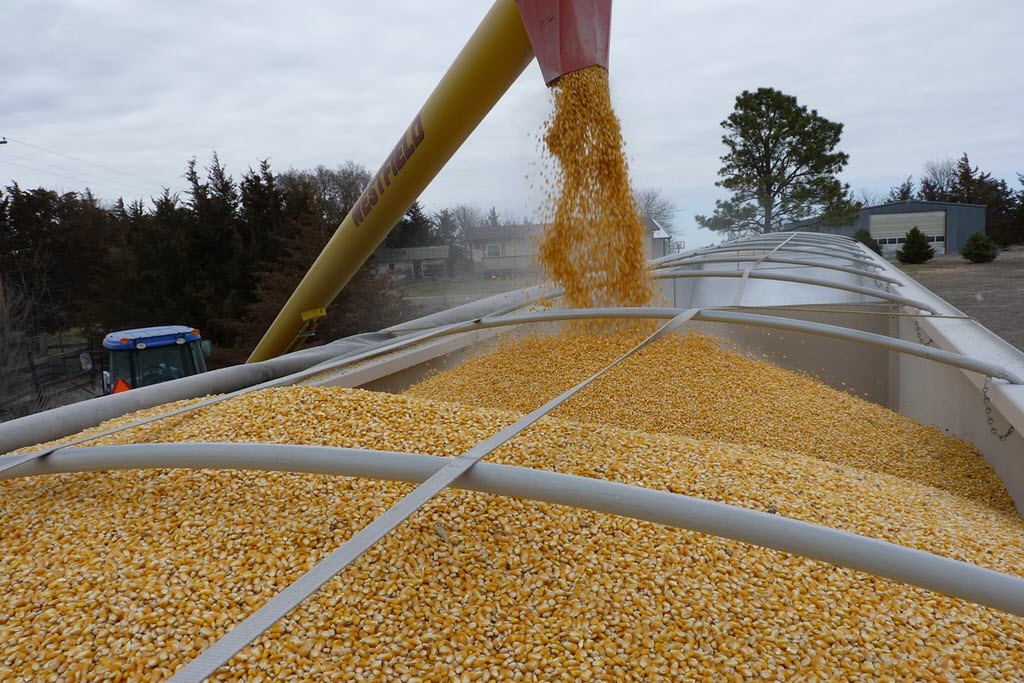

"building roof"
[645, 216, 671, 239]
[784, 216, 825, 231]
[466, 224, 543, 242]
[783, 199, 988, 233]
[374, 245, 450, 262]
[862, 199, 987, 211]
[469, 220, 671, 242]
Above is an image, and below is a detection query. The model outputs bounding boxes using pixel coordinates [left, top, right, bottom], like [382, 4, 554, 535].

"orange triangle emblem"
[111, 378, 131, 394]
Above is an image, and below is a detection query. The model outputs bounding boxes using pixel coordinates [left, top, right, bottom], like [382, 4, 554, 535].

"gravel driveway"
[898, 245, 1024, 352]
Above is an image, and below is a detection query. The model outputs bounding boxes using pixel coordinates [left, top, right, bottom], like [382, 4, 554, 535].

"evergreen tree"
[229, 178, 410, 364]
[57, 189, 119, 332]
[1016, 175, 1024, 240]
[886, 177, 915, 203]
[432, 208, 471, 274]
[853, 228, 882, 255]
[486, 206, 501, 227]
[135, 190, 195, 326]
[240, 160, 287, 266]
[695, 88, 858, 237]
[383, 200, 436, 249]
[949, 153, 1017, 244]
[896, 227, 934, 264]
[183, 154, 246, 347]
[960, 232, 999, 263]
[90, 197, 147, 331]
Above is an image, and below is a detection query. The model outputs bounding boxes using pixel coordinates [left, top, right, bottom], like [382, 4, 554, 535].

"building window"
[422, 260, 446, 279]
[484, 243, 503, 258]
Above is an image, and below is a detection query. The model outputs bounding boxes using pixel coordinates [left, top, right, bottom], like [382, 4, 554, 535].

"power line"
[2, 136, 176, 189]
[0, 149, 163, 196]
[0, 157, 154, 199]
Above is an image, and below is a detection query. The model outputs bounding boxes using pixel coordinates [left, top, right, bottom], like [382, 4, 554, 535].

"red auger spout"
[515, 0, 612, 85]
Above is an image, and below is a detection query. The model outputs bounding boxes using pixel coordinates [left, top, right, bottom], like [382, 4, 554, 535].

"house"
[467, 218, 672, 275]
[373, 245, 450, 280]
[785, 200, 986, 257]
[467, 224, 543, 275]
[645, 216, 672, 259]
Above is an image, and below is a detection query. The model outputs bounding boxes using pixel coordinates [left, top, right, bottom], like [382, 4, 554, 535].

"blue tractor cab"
[102, 325, 208, 393]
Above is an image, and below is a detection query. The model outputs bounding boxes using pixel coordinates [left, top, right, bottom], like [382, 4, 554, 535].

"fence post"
[25, 347, 44, 407]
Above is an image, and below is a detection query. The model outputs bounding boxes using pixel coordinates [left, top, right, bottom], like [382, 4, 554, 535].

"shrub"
[960, 232, 999, 263]
[853, 228, 882, 255]
[896, 227, 934, 264]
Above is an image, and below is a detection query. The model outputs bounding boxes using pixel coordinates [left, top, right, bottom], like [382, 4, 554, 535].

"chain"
[982, 377, 1016, 441]
[913, 317, 935, 347]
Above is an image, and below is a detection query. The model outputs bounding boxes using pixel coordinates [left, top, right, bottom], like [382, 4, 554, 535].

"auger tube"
[249, 0, 615, 362]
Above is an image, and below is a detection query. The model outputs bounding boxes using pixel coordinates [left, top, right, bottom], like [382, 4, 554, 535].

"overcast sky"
[2, 1, 1022, 248]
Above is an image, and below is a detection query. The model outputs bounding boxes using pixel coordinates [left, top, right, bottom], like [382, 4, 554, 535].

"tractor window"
[109, 350, 133, 386]
[134, 344, 197, 387]
[188, 341, 208, 373]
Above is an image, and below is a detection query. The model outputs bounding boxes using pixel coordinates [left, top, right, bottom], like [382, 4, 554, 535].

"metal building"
[787, 200, 986, 256]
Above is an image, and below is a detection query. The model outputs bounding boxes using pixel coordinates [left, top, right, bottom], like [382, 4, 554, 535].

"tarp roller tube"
[8, 442, 1024, 622]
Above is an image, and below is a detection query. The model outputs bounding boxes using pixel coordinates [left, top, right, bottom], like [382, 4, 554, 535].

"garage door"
[870, 211, 946, 256]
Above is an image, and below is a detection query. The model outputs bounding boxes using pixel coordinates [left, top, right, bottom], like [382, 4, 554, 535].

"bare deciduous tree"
[282, 161, 372, 229]
[857, 188, 887, 208]
[634, 187, 679, 230]
[920, 158, 957, 202]
[451, 204, 485, 233]
[0, 278, 51, 418]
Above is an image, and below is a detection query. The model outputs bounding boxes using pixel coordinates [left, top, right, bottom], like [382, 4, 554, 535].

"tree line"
[0, 156, 506, 366]
[871, 154, 1023, 245]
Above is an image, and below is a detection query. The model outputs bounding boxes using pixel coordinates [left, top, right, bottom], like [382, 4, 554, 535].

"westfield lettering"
[352, 114, 425, 227]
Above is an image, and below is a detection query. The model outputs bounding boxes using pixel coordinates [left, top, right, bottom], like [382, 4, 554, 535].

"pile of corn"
[2, 337, 1023, 680]
[536, 66, 655, 309]
[408, 331, 1015, 513]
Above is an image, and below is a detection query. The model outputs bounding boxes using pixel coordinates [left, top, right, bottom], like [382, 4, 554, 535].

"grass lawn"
[400, 275, 539, 299]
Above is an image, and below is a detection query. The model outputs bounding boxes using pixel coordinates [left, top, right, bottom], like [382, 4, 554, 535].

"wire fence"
[0, 332, 103, 422]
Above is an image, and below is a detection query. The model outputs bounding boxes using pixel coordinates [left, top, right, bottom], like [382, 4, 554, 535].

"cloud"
[2, 0, 1022, 246]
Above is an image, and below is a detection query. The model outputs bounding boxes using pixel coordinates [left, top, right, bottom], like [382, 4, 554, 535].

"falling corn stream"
[537, 67, 655, 309]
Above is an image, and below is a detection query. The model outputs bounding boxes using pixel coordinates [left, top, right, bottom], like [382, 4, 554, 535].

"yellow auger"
[248, 0, 611, 362]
